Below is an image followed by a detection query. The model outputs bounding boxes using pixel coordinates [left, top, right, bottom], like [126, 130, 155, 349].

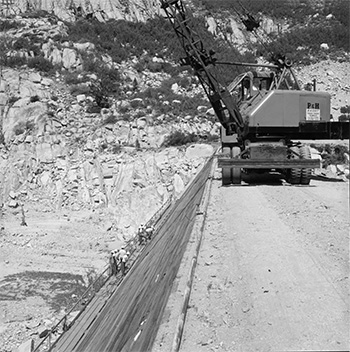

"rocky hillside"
[2, 0, 163, 22]
[0, 1, 349, 239]
[0, 64, 217, 238]
[296, 60, 350, 118]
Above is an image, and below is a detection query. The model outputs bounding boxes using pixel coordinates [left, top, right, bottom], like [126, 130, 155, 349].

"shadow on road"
[221, 171, 346, 186]
[311, 174, 346, 182]
[241, 171, 285, 186]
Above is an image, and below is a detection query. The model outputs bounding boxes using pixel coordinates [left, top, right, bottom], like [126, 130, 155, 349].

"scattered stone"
[8, 200, 18, 208]
[201, 339, 213, 346]
[25, 135, 33, 143]
[39, 328, 50, 338]
[241, 305, 250, 313]
[76, 94, 86, 103]
[26, 321, 41, 329]
[105, 222, 113, 232]
[15, 339, 34, 352]
[185, 144, 214, 159]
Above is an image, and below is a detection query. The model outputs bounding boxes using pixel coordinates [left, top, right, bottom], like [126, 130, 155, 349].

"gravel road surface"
[178, 173, 349, 352]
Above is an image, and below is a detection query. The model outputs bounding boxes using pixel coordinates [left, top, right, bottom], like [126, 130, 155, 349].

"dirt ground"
[0, 208, 124, 352]
[179, 173, 349, 352]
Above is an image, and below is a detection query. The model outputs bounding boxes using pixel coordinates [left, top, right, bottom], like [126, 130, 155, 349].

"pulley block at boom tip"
[160, 0, 245, 132]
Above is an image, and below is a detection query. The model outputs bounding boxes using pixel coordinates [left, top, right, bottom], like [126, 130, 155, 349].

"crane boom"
[160, 0, 245, 136]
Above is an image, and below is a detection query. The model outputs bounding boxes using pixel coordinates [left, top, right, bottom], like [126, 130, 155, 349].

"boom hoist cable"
[235, 1, 295, 71]
[159, 0, 245, 136]
[231, 0, 301, 90]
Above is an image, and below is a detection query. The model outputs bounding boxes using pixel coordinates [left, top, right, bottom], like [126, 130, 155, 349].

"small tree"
[339, 105, 350, 122]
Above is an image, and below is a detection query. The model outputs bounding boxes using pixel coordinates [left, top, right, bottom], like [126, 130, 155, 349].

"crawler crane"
[160, 0, 349, 185]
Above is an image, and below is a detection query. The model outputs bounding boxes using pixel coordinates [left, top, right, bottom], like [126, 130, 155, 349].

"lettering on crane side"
[307, 102, 320, 109]
[306, 102, 320, 121]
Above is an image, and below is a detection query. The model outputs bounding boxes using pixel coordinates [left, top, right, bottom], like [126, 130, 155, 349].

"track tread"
[287, 146, 302, 184]
[222, 147, 232, 186]
[299, 145, 312, 185]
[231, 147, 241, 184]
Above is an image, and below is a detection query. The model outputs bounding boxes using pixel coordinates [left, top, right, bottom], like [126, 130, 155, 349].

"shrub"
[30, 95, 40, 103]
[178, 76, 191, 89]
[22, 10, 52, 19]
[8, 35, 41, 57]
[163, 130, 198, 147]
[95, 67, 120, 94]
[0, 19, 22, 31]
[111, 143, 122, 154]
[8, 96, 20, 106]
[66, 15, 246, 70]
[13, 37, 30, 50]
[119, 105, 130, 114]
[339, 115, 350, 122]
[340, 105, 350, 114]
[206, 133, 219, 142]
[4, 55, 26, 68]
[64, 72, 84, 85]
[87, 67, 120, 107]
[90, 82, 110, 108]
[14, 120, 35, 135]
[86, 105, 101, 114]
[196, 0, 349, 64]
[27, 56, 54, 73]
[311, 143, 349, 167]
[100, 141, 122, 154]
[70, 84, 90, 96]
[80, 52, 97, 73]
[101, 115, 118, 125]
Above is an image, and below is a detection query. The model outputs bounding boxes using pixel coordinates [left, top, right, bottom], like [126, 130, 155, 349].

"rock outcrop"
[0, 64, 217, 239]
[3, 0, 163, 22]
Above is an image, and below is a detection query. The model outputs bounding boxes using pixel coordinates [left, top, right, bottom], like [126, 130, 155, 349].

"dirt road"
[178, 173, 349, 352]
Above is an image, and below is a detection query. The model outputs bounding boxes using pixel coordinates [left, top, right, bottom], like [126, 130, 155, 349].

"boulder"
[8, 199, 18, 208]
[206, 107, 215, 116]
[197, 105, 208, 113]
[16, 339, 34, 352]
[50, 47, 63, 66]
[62, 48, 79, 70]
[73, 42, 95, 51]
[173, 173, 185, 196]
[76, 94, 86, 103]
[3, 102, 48, 143]
[185, 144, 214, 159]
[28, 72, 41, 83]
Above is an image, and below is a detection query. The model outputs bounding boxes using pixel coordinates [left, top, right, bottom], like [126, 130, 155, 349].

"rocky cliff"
[0, 61, 217, 239]
[2, 0, 163, 22]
